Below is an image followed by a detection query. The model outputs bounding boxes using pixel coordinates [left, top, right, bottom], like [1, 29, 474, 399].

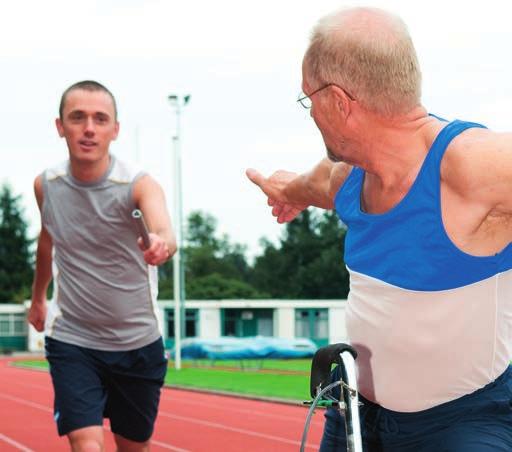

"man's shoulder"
[442, 127, 512, 192]
[447, 128, 511, 163]
[44, 160, 68, 181]
[108, 155, 145, 185]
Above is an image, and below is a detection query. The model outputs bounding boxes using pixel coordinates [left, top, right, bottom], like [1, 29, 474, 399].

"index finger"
[246, 168, 266, 188]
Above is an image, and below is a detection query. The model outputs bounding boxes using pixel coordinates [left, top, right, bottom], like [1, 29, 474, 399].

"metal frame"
[301, 343, 363, 452]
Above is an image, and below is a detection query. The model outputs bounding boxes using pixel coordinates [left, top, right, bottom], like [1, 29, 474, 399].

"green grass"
[185, 358, 311, 372]
[165, 367, 309, 400]
[12, 358, 312, 401]
[12, 360, 48, 370]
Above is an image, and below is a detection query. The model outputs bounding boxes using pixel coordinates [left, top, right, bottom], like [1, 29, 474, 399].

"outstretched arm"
[28, 175, 52, 332]
[444, 131, 512, 215]
[132, 174, 176, 266]
[246, 158, 351, 223]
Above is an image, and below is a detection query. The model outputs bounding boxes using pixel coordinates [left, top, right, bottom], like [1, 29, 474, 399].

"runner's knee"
[68, 427, 104, 452]
[114, 434, 150, 452]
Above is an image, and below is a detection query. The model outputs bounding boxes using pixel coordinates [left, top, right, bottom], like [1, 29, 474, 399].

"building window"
[295, 310, 310, 337]
[222, 309, 274, 337]
[313, 310, 328, 338]
[257, 317, 273, 336]
[0, 314, 27, 337]
[166, 309, 198, 338]
[295, 309, 328, 344]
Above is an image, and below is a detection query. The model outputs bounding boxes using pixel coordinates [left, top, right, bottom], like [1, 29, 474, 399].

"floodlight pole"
[168, 93, 190, 370]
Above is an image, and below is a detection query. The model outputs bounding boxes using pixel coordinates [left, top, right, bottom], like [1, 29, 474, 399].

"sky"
[2, 0, 512, 258]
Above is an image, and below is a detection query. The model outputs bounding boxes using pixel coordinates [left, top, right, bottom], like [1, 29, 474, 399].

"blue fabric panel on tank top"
[335, 119, 512, 291]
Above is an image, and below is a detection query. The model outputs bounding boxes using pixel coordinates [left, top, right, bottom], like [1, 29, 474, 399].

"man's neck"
[359, 107, 443, 189]
[69, 154, 111, 183]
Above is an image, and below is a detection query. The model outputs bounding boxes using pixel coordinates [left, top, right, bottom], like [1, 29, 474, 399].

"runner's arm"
[29, 175, 52, 331]
[132, 174, 176, 265]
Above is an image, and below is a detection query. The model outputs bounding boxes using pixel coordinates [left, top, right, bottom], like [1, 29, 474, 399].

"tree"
[187, 273, 264, 299]
[157, 259, 174, 299]
[0, 185, 34, 303]
[251, 209, 349, 298]
[158, 209, 348, 301]
[158, 211, 267, 300]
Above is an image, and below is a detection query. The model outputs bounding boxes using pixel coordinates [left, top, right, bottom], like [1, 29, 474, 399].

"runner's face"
[56, 89, 119, 164]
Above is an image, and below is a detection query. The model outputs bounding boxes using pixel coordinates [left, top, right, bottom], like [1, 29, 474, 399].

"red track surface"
[0, 358, 324, 451]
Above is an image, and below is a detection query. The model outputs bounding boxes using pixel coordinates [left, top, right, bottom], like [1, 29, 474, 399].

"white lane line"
[150, 439, 191, 452]
[162, 393, 324, 426]
[0, 394, 189, 452]
[7, 379, 322, 427]
[158, 411, 319, 449]
[0, 433, 34, 452]
[4, 364, 324, 427]
[4, 369, 324, 429]
[0, 394, 52, 412]
[3, 380, 51, 392]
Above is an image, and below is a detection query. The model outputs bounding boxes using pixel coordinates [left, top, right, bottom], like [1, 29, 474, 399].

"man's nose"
[84, 117, 95, 135]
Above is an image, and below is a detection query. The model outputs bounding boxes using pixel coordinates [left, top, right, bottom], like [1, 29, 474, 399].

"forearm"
[284, 159, 335, 209]
[154, 226, 177, 257]
[133, 175, 176, 263]
[31, 233, 53, 304]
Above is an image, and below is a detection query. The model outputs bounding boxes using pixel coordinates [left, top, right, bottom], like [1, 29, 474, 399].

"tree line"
[0, 184, 349, 303]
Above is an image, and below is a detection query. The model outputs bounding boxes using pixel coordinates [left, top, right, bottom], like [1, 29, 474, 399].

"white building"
[158, 299, 348, 349]
[0, 299, 348, 352]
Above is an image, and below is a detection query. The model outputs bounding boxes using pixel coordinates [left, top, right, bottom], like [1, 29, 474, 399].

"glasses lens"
[297, 91, 312, 109]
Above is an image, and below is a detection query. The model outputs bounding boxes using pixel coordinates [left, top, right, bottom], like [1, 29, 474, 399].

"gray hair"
[303, 7, 422, 117]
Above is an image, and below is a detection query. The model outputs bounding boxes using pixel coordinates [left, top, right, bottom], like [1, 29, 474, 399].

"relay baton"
[132, 209, 151, 249]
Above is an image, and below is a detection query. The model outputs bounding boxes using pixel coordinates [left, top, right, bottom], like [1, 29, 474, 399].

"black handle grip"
[310, 343, 357, 398]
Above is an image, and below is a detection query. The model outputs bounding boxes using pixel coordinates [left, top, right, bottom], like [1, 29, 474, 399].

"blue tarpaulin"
[175, 336, 317, 360]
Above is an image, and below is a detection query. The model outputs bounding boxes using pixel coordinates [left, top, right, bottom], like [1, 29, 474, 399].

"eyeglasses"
[297, 83, 355, 109]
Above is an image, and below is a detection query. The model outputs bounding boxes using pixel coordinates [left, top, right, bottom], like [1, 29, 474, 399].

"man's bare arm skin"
[441, 129, 512, 255]
[132, 174, 176, 265]
[246, 158, 351, 223]
[28, 175, 53, 332]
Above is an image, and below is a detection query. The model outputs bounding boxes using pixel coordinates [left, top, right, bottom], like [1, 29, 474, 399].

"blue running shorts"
[320, 365, 512, 452]
[45, 336, 168, 442]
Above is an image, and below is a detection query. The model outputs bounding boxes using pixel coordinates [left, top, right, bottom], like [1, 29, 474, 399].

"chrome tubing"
[339, 350, 362, 452]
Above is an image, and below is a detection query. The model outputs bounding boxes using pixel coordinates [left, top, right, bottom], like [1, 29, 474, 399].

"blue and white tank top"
[335, 120, 512, 411]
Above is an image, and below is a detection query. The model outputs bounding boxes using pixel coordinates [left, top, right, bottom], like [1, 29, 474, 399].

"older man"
[248, 7, 512, 451]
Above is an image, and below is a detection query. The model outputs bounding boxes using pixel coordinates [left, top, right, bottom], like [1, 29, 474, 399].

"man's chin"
[69, 151, 107, 164]
[326, 149, 343, 163]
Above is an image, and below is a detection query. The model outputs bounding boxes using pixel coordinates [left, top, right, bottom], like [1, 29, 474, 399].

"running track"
[0, 358, 323, 451]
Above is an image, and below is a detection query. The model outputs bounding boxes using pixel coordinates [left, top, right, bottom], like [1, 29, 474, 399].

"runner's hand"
[28, 301, 47, 332]
[138, 232, 172, 266]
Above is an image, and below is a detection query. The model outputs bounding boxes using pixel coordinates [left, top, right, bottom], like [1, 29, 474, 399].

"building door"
[240, 310, 257, 336]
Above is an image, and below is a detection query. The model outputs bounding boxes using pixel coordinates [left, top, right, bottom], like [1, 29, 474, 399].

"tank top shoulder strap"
[411, 119, 487, 209]
[428, 119, 487, 168]
[334, 165, 363, 209]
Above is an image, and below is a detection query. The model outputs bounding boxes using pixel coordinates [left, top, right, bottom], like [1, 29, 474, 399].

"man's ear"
[332, 87, 352, 120]
[112, 121, 120, 141]
[55, 118, 65, 137]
